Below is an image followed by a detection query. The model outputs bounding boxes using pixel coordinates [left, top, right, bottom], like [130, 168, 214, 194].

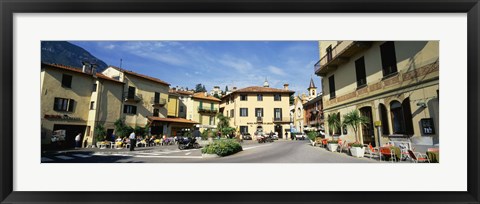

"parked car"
[295, 133, 306, 140]
[242, 133, 252, 140]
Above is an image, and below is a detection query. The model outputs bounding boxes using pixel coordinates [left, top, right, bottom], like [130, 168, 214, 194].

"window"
[390, 98, 414, 135]
[328, 75, 336, 99]
[210, 103, 214, 110]
[61, 74, 72, 88]
[342, 124, 348, 135]
[209, 116, 215, 125]
[240, 126, 248, 134]
[153, 108, 159, 117]
[355, 56, 367, 87]
[240, 94, 247, 101]
[154, 92, 160, 103]
[274, 94, 281, 101]
[230, 109, 234, 118]
[274, 108, 282, 120]
[123, 105, 137, 114]
[53, 97, 74, 112]
[180, 106, 184, 113]
[240, 108, 248, 117]
[255, 108, 264, 117]
[326, 45, 333, 62]
[199, 101, 203, 109]
[380, 41, 398, 77]
[92, 83, 97, 92]
[379, 103, 390, 135]
[311, 90, 315, 96]
[90, 101, 95, 110]
[257, 94, 263, 101]
[127, 86, 136, 99]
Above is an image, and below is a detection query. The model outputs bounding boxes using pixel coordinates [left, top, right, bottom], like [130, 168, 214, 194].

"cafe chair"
[408, 150, 430, 163]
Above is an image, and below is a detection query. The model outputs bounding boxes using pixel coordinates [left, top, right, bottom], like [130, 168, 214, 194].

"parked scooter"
[177, 137, 200, 150]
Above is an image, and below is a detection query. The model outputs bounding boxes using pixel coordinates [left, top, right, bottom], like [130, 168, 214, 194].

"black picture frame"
[1, 0, 479, 203]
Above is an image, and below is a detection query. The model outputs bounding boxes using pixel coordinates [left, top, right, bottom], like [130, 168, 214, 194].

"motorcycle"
[257, 135, 273, 143]
[177, 137, 200, 150]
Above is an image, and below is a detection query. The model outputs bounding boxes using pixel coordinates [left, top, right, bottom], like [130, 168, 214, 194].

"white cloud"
[104, 44, 115, 49]
[218, 55, 253, 73]
[268, 65, 287, 76]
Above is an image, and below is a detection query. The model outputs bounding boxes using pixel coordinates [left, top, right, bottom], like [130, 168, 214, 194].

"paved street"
[41, 140, 379, 163]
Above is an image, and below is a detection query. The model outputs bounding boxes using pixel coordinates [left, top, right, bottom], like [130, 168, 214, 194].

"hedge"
[201, 139, 243, 157]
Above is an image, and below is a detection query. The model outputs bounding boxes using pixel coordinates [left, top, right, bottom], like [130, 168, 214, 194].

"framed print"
[1, 0, 479, 203]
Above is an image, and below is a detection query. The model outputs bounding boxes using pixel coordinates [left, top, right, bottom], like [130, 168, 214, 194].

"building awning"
[147, 116, 198, 125]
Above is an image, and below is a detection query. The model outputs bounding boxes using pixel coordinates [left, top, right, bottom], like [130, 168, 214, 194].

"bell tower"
[308, 77, 317, 98]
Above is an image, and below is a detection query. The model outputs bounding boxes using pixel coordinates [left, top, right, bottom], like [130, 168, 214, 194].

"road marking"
[185, 152, 192, 155]
[55, 155, 74, 160]
[41, 157, 54, 162]
[132, 155, 202, 159]
[72, 154, 91, 158]
[243, 144, 273, 150]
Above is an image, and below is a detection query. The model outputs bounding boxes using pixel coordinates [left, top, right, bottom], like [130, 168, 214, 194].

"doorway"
[359, 107, 375, 146]
[274, 125, 283, 139]
[52, 124, 87, 149]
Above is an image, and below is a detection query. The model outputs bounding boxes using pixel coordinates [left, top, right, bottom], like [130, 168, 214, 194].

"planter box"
[327, 143, 338, 152]
[202, 153, 220, 158]
[350, 147, 365, 158]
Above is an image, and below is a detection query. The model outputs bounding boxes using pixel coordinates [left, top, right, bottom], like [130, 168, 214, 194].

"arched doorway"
[359, 107, 375, 146]
[275, 124, 283, 139]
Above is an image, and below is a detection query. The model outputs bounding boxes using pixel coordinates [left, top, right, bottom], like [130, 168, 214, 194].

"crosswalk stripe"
[55, 155, 74, 160]
[132, 155, 202, 159]
[41, 157, 54, 162]
[72, 154, 91, 158]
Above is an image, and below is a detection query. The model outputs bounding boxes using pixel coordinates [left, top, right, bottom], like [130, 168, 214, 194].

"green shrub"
[327, 140, 339, 144]
[350, 142, 364, 148]
[201, 139, 243, 156]
[307, 131, 317, 141]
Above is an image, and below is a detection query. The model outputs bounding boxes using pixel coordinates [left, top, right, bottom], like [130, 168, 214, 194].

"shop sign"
[420, 118, 435, 135]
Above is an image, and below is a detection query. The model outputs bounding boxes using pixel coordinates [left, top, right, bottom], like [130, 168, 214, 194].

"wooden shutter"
[402, 98, 414, 135]
[68, 99, 75, 112]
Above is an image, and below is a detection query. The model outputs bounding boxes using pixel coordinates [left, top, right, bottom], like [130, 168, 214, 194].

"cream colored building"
[102, 66, 170, 133]
[220, 81, 295, 139]
[191, 92, 221, 131]
[315, 41, 439, 149]
[41, 63, 124, 148]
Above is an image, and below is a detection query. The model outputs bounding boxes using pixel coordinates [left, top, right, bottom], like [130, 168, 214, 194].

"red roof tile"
[41, 63, 124, 84]
[108, 65, 170, 86]
[147, 116, 198, 124]
[222, 86, 294, 99]
[192, 92, 221, 102]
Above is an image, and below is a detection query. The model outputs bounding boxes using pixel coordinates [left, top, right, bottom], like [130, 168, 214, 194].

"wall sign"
[420, 118, 435, 135]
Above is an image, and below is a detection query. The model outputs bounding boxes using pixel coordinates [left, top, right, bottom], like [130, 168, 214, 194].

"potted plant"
[326, 113, 341, 151]
[327, 140, 339, 152]
[342, 110, 370, 158]
[307, 131, 317, 146]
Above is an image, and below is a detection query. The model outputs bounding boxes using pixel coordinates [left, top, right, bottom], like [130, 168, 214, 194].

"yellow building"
[102, 66, 170, 135]
[167, 91, 180, 118]
[220, 81, 295, 139]
[191, 92, 221, 131]
[41, 63, 124, 148]
[315, 41, 439, 150]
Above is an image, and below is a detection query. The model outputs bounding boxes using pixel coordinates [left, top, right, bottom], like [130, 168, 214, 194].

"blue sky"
[70, 41, 322, 96]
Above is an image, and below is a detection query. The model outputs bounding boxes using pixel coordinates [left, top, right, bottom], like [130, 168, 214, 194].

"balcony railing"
[151, 97, 167, 107]
[198, 106, 218, 114]
[314, 41, 372, 76]
[273, 117, 292, 123]
[124, 93, 142, 103]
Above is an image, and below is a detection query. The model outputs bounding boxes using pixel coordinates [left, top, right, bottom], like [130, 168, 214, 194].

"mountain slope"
[41, 41, 108, 71]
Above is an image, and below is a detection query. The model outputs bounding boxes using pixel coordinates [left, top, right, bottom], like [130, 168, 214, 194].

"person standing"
[75, 133, 82, 148]
[129, 131, 136, 151]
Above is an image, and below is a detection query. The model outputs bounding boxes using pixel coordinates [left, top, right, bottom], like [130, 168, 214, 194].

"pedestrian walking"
[285, 132, 288, 140]
[129, 131, 136, 151]
[75, 133, 82, 148]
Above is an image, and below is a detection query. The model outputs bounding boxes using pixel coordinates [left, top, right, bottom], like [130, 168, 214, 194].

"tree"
[202, 85, 206, 92]
[114, 118, 131, 138]
[195, 84, 203, 93]
[94, 124, 107, 142]
[225, 86, 229, 93]
[342, 110, 370, 143]
[216, 113, 234, 136]
[289, 95, 295, 105]
[213, 93, 220, 99]
[326, 113, 341, 138]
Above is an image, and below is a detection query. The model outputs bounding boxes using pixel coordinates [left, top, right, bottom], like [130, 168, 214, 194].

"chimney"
[204, 92, 208, 96]
[233, 87, 237, 91]
[283, 83, 289, 90]
[172, 87, 177, 91]
[82, 62, 89, 73]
